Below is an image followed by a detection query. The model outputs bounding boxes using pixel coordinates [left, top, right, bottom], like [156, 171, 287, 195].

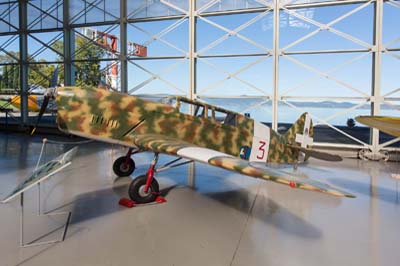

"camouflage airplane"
[30, 86, 354, 203]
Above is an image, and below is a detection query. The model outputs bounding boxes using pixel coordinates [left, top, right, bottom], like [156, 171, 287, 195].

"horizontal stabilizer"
[1, 147, 78, 203]
[288, 145, 342, 161]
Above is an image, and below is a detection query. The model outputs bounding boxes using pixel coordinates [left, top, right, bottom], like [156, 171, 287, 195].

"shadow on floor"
[204, 187, 323, 239]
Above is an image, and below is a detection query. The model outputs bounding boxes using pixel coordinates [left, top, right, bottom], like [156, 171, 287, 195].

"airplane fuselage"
[56, 86, 307, 163]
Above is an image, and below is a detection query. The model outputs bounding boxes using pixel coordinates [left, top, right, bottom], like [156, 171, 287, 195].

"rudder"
[283, 112, 313, 146]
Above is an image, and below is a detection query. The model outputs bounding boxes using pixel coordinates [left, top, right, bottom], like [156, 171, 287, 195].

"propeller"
[30, 93, 51, 135]
[50, 67, 59, 87]
[30, 67, 59, 135]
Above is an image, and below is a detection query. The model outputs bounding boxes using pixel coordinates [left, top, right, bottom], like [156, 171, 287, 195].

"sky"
[0, 0, 399, 118]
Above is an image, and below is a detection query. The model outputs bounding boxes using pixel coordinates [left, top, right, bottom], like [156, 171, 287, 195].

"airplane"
[23, 85, 354, 204]
[355, 115, 400, 178]
[0, 69, 59, 112]
[1, 94, 43, 112]
[355, 116, 400, 137]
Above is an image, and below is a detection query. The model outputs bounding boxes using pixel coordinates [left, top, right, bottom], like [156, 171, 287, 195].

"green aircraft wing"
[132, 134, 355, 198]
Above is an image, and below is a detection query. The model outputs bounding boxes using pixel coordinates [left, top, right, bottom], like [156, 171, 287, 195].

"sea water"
[139, 95, 400, 127]
[201, 97, 400, 126]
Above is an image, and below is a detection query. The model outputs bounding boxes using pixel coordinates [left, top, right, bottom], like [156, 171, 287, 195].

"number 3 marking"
[257, 140, 266, 160]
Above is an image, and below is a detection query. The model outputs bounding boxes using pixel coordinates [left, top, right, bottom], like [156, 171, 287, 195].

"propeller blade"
[50, 67, 59, 87]
[30, 95, 50, 135]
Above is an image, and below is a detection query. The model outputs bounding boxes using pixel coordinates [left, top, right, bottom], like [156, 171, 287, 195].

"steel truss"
[0, 0, 399, 159]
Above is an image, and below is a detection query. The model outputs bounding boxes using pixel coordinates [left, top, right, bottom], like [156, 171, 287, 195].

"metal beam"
[63, 0, 74, 86]
[198, 52, 270, 58]
[283, 48, 371, 55]
[189, 0, 196, 100]
[284, 0, 371, 9]
[120, 0, 127, 93]
[125, 1, 372, 24]
[19, 0, 28, 125]
[272, 0, 280, 131]
[370, 0, 384, 155]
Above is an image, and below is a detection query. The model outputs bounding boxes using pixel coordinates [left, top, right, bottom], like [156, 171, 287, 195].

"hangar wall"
[0, 0, 399, 158]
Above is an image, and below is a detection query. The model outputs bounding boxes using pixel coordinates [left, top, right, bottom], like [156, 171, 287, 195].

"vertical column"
[188, 0, 197, 185]
[272, 0, 280, 131]
[19, 0, 28, 125]
[371, 0, 383, 156]
[188, 0, 196, 101]
[63, 0, 75, 86]
[120, 0, 128, 93]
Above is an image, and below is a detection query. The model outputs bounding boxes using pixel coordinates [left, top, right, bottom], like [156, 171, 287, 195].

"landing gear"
[126, 153, 193, 204]
[128, 153, 161, 204]
[128, 175, 159, 204]
[358, 149, 390, 161]
[113, 157, 135, 176]
[113, 148, 136, 177]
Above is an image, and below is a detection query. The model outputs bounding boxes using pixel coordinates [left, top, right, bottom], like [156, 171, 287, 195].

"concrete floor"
[0, 132, 399, 266]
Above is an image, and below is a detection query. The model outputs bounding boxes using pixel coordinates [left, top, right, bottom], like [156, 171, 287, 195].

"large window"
[0, 0, 399, 157]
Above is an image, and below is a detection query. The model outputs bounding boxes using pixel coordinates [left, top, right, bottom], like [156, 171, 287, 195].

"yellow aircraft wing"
[355, 116, 400, 137]
[132, 134, 355, 198]
[7, 95, 40, 112]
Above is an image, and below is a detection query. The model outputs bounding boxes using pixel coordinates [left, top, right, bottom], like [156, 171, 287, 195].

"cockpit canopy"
[172, 96, 240, 126]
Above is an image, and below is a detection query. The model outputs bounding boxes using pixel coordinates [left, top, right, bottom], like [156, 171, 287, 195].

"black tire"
[128, 175, 160, 204]
[113, 156, 135, 177]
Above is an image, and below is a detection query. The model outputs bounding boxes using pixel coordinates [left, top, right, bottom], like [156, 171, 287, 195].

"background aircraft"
[28, 86, 354, 203]
[0, 69, 58, 112]
[355, 115, 400, 178]
[355, 116, 400, 137]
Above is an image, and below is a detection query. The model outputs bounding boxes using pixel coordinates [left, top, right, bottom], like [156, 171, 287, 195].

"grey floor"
[0, 132, 399, 266]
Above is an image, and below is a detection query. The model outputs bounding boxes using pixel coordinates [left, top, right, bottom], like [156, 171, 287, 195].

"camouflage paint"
[56, 86, 311, 164]
[55, 86, 354, 198]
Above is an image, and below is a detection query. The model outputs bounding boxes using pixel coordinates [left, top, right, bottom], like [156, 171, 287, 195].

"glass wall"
[0, 0, 399, 157]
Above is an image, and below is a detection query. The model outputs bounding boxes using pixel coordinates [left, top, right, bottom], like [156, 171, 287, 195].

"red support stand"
[119, 198, 136, 208]
[155, 196, 167, 204]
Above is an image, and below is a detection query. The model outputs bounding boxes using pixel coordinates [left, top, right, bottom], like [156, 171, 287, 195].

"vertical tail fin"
[284, 112, 313, 147]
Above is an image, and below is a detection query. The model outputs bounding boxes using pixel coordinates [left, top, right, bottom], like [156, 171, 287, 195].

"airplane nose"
[30, 87, 58, 135]
[44, 87, 58, 99]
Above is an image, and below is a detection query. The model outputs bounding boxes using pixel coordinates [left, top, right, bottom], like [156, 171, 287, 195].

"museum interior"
[0, 0, 399, 265]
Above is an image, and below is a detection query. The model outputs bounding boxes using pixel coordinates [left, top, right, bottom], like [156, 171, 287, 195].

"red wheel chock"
[119, 196, 166, 207]
[119, 198, 136, 208]
[155, 196, 167, 204]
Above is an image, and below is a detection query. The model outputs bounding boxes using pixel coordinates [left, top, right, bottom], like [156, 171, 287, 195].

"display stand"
[19, 138, 72, 248]
[19, 192, 71, 248]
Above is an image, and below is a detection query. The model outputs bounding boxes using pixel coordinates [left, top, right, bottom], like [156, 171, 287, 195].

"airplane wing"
[355, 116, 400, 137]
[132, 135, 355, 198]
[1, 147, 78, 203]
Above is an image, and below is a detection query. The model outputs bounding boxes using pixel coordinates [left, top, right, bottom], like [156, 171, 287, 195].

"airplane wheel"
[113, 156, 135, 177]
[128, 175, 159, 204]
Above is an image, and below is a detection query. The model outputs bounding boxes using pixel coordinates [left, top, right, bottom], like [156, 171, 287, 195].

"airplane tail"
[283, 113, 342, 162]
[283, 112, 313, 145]
[282, 112, 313, 162]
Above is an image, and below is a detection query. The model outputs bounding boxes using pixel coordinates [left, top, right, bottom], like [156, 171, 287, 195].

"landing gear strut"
[128, 153, 161, 204]
[127, 154, 193, 204]
[113, 148, 136, 177]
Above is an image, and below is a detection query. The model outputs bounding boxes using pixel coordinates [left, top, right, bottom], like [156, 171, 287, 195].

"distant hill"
[135, 94, 398, 110]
